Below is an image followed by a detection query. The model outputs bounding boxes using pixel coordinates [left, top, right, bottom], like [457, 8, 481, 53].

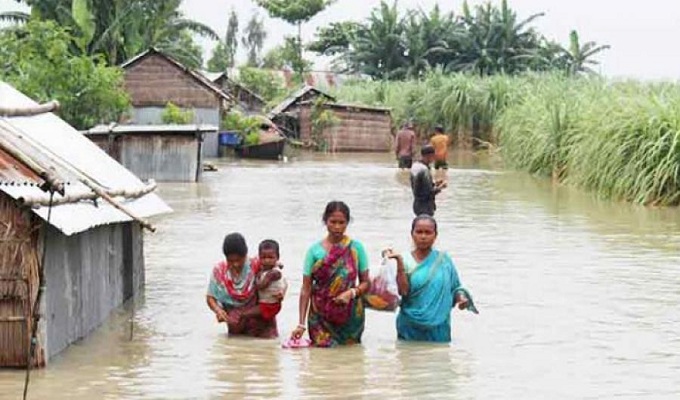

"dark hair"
[258, 239, 280, 258]
[434, 125, 444, 133]
[322, 201, 351, 223]
[421, 145, 435, 156]
[223, 233, 248, 257]
[411, 215, 438, 234]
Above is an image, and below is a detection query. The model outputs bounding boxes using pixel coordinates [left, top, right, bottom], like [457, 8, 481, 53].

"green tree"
[5, 0, 217, 66]
[349, 1, 406, 79]
[236, 67, 286, 103]
[208, 9, 239, 72]
[452, 0, 546, 75]
[398, 6, 460, 79]
[0, 20, 129, 129]
[242, 13, 267, 67]
[307, 21, 360, 55]
[263, 36, 313, 72]
[560, 30, 610, 75]
[255, 0, 335, 75]
[307, 21, 360, 71]
[162, 30, 205, 69]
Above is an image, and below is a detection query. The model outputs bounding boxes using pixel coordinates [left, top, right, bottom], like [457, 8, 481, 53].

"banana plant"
[561, 30, 610, 75]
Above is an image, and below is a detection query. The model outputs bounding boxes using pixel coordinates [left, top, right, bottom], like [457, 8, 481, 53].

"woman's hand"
[455, 292, 469, 310]
[274, 290, 285, 302]
[291, 325, 306, 340]
[333, 289, 354, 305]
[214, 307, 229, 323]
[382, 248, 402, 261]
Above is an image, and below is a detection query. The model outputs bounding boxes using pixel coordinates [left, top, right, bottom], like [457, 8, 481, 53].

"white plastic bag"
[364, 257, 401, 312]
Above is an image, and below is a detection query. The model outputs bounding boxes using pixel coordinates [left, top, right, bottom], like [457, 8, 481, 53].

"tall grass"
[334, 72, 680, 206]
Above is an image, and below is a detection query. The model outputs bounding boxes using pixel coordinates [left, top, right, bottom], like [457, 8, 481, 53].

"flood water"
[1, 152, 680, 399]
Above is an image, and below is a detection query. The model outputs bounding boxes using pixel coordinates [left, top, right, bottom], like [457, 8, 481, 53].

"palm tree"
[452, 0, 546, 75]
[349, 1, 406, 79]
[398, 6, 461, 79]
[561, 30, 610, 75]
[242, 13, 267, 67]
[2, 0, 218, 66]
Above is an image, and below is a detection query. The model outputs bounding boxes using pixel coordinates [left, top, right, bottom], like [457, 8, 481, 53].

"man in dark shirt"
[410, 145, 447, 216]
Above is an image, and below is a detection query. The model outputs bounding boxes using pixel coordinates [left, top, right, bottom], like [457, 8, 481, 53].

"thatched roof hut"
[0, 82, 170, 367]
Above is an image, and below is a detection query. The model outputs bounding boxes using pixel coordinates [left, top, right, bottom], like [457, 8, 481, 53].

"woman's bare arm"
[291, 276, 313, 339]
[206, 295, 228, 322]
[357, 270, 370, 296]
[395, 256, 410, 297]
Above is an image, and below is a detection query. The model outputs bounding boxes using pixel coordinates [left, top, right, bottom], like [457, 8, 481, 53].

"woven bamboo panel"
[124, 54, 219, 109]
[0, 193, 44, 367]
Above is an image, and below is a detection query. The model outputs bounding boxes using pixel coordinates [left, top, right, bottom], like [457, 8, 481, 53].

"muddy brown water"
[1, 152, 679, 399]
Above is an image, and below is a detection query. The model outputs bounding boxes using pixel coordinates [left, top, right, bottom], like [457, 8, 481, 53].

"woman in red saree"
[206, 233, 278, 338]
[291, 201, 371, 347]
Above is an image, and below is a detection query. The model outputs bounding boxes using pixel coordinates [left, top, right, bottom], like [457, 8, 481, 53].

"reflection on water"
[1, 151, 679, 399]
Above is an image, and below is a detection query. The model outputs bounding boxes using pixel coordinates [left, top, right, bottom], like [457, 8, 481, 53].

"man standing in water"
[430, 125, 450, 170]
[410, 145, 447, 216]
[395, 122, 416, 169]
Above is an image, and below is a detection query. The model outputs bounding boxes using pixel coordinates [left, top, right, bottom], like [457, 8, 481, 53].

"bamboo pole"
[0, 101, 60, 118]
[18, 181, 157, 208]
[79, 179, 157, 233]
[0, 128, 65, 194]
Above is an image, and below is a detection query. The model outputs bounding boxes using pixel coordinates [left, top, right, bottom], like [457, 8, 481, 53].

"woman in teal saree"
[384, 215, 476, 343]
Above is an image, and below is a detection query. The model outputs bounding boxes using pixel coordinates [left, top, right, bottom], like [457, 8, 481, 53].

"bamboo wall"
[299, 106, 393, 152]
[124, 54, 220, 109]
[0, 193, 44, 367]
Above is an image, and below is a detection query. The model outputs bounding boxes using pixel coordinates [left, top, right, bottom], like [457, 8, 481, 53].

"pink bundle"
[282, 337, 312, 349]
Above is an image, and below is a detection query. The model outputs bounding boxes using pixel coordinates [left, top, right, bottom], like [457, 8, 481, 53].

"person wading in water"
[395, 122, 416, 170]
[410, 145, 447, 216]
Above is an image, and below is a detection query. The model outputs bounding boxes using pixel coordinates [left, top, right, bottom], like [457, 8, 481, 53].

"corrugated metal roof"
[0, 146, 42, 184]
[85, 123, 218, 136]
[0, 82, 172, 236]
[267, 86, 336, 118]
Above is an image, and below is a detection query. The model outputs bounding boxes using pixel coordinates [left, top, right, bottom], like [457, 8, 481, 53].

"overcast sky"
[2, 0, 679, 80]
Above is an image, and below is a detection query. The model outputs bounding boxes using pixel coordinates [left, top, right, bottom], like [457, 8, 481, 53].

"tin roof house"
[0, 82, 171, 367]
[121, 48, 233, 158]
[84, 123, 217, 182]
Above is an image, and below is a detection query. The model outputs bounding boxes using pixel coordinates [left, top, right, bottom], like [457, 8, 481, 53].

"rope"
[130, 294, 135, 341]
[22, 190, 54, 400]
